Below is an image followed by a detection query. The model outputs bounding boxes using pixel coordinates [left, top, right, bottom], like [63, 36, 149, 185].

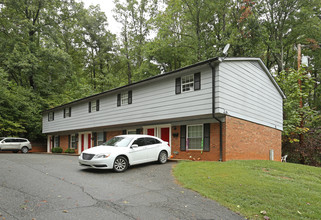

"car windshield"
[102, 137, 133, 147]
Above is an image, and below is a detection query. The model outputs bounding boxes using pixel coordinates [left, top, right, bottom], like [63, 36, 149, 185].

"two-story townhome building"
[42, 57, 285, 161]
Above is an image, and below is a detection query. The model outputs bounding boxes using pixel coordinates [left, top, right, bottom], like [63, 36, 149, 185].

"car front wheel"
[158, 151, 168, 164]
[113, 156, 128, 172]
[21, 147, 29, 154]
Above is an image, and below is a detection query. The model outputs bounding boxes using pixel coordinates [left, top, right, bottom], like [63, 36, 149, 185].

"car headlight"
[94, 153, 111, 159]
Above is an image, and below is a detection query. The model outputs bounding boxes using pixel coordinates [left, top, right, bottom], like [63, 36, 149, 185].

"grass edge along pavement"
[172, 160, 321, 220]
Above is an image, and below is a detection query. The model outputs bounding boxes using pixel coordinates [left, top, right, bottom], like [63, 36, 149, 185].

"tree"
[114, 0, 159, 84]
[80, 5, 117, 92]
[276, 68, 320, 164]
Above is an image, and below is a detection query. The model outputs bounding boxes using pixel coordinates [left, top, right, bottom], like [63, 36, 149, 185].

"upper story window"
[48, 112, 54, 121]
[117, 91, 132, 107]
[175, 72, 201, 94]
[121, 92, 128, 105]
[182, 75, 194, 92]
[89, 100, 100, 113]
[64, 107, 71, 118]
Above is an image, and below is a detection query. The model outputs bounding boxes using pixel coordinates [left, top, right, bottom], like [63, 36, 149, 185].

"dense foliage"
[0, 0, 320, 165]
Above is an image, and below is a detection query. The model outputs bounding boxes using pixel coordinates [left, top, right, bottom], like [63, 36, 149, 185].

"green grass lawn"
[172, 160, 321, 220]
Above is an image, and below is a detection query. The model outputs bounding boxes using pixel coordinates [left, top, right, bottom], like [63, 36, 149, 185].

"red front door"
[88, 134, 91, 149]
[81, 134, 84, 152]
[161, 127, 170, 146]
[147, 128, 155, 136]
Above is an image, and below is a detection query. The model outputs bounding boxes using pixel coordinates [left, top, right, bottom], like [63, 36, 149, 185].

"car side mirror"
[131, 144, 138, 149]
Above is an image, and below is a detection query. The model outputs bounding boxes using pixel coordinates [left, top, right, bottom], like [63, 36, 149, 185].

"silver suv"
[0, 137, 32, 153]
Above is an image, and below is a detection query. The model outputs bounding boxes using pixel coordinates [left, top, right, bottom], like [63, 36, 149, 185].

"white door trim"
[143, 124, 171, 146]
[78, 131, 92, 154]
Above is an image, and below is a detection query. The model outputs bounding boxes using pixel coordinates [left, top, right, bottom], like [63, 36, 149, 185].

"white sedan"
[78, 135, 171, 172]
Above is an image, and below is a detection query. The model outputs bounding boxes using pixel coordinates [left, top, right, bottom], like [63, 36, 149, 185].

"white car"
[78, 135, 171, 172]
[0, 137, 32, 153]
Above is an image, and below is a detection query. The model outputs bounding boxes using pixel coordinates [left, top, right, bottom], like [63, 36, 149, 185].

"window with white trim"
[187, 125, 203, 150]
[54, 136, 59, 148]
[64, 107, 71, 118]
[121, 92, 128, 105]
[127, 129, 136, 134]
[70, 134, 77, 149]
[89, 100, 100, 113]
[97, 132, 104, 145]
[175, 72, 200, 94]
[91, 101, 96, 111]
[48, 112, 54, 121]
[117, 91, 132, 106]
[182, 75, 194, 92]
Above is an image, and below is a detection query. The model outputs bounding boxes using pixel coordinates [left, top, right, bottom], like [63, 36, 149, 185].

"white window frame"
[54, 136, 59, 148]
[91, 101, 97, 112]
[97, 132, 104, 145]
[187, 124, 203, 150]
[70, 134, 77, 149]
[64, 107, 71, 118]
[121, 92, 128, 105]
[127, 129, 136, 134]
[48, 112, 54, 121]
[182, 74, 194, 92]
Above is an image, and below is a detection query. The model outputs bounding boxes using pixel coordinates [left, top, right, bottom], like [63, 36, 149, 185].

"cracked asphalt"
[0, 154, 244, 220]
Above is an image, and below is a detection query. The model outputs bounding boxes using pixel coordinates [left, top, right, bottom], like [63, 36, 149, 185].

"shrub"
[283, 127, 321, 167]
[52, 147, 63, 153]
[64, 148, 76, 154]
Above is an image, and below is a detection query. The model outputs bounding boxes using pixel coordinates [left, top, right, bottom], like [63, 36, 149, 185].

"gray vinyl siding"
[42, 66, 213, 133]
[216, 60, 283, 130]
[42, 58, 284, 134]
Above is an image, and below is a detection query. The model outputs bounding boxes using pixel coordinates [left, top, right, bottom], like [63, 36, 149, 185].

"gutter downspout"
[209, 61, 223, 162]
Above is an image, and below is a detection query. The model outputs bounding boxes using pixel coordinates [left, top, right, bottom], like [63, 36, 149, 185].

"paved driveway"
[0, 154, 243, 220]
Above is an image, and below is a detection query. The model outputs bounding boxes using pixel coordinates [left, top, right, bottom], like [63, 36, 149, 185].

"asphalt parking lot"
[0, 153, 243, 220]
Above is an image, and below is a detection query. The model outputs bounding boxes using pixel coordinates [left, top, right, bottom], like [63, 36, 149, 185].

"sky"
[80, 0, 121, 35]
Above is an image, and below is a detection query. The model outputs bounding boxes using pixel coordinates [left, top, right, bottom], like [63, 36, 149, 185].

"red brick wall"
[171, 124, 221, 161]
[30, 141, 47, 152]
[106, 130, 123, 141]
[224, 116, 282, 161]
[170, 117, 281, 161]
[59, 135, 69, 152]
[48, 117, 281, 160]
